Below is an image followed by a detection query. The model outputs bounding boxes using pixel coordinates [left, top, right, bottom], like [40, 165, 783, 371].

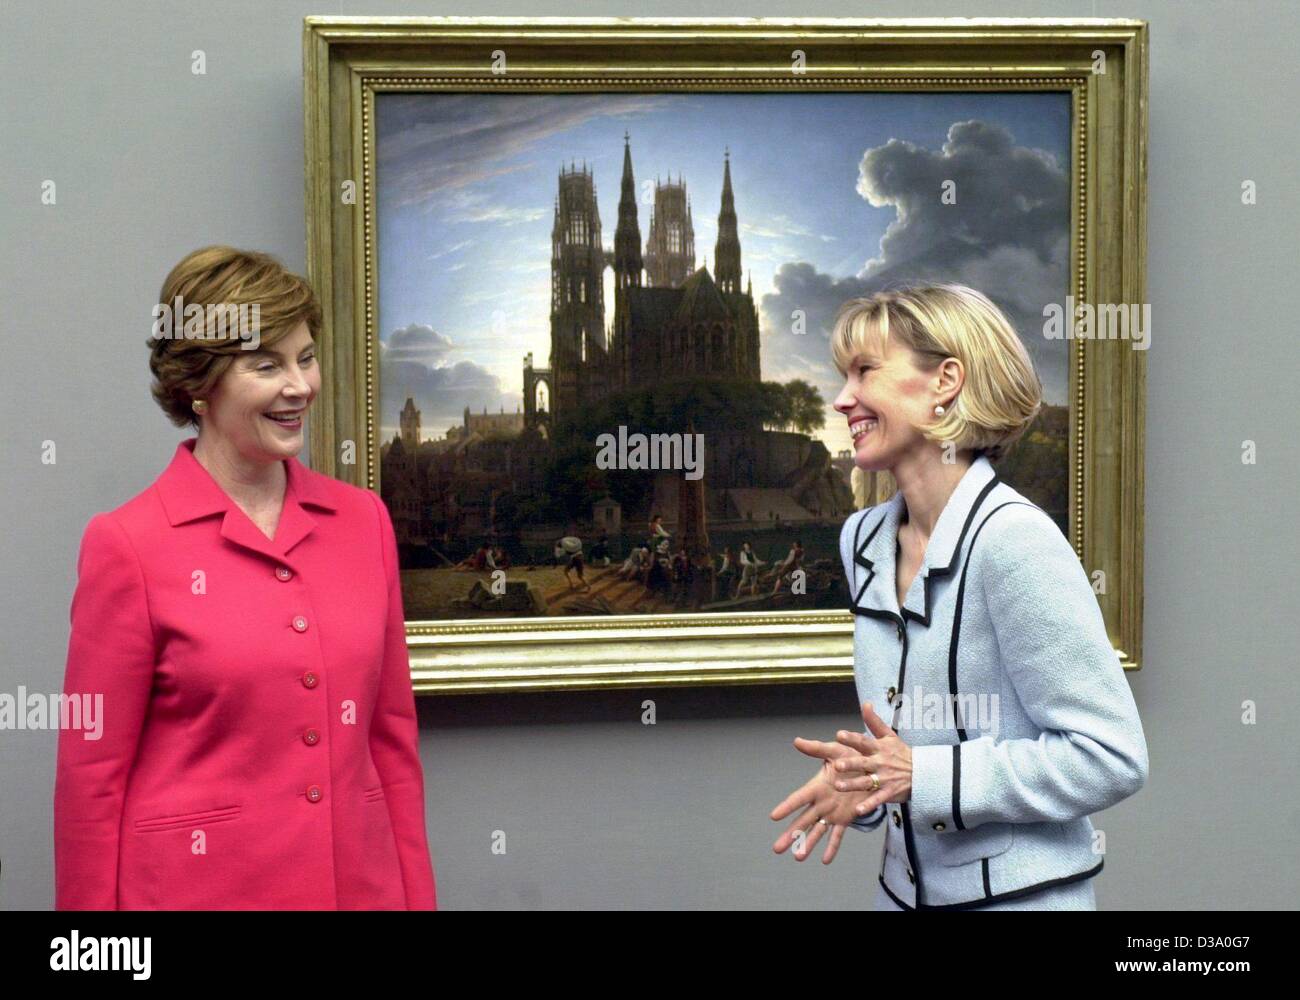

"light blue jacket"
[839, 455, 1148, 909]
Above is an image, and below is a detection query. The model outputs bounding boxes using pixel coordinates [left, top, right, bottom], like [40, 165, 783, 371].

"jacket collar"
[155, 437, 337, 560]
[850, 455, 1001, 626]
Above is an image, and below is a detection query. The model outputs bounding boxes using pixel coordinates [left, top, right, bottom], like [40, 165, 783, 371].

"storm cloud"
[760, 119, 1070, 404]
[380, 324, 520, 438]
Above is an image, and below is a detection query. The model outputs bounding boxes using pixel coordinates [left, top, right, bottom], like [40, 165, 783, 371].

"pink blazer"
[54, 437, 437, 909]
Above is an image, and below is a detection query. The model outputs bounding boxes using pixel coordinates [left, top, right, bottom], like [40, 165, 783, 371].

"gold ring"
[869, 773, 880, 792]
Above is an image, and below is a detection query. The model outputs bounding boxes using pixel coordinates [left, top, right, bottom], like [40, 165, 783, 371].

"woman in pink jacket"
[54, 246, 437, 909]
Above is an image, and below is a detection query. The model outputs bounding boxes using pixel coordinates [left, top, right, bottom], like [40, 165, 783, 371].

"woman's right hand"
[770, 740, 875, 864]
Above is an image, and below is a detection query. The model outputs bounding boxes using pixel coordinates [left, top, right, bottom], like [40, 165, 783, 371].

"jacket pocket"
[134, 805, 242, 833]
[933, 822, 1014, 867]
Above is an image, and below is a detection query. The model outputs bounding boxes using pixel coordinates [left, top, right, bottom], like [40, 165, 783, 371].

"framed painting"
[303, 16, 1148, 692]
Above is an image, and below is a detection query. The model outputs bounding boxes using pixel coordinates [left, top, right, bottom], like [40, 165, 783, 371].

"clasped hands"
[769, 701, 913, 865]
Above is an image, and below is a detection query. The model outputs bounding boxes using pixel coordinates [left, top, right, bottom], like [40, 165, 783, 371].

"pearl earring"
[934, 404, 945, 416]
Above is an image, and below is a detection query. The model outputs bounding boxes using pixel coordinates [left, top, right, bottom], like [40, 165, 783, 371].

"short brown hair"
[830, 283, 1042, 462]
[147, 246, 323, 428]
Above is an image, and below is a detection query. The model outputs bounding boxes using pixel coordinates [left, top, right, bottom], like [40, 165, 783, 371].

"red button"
[302, 671, 318, 689]
[303, 728, 320, 746]
[306, 785, 322, 803]
[292, 615, 308, 632]
[276, 566, 293, 581]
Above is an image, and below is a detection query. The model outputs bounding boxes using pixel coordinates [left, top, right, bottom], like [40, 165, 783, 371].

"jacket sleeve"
[53, 514, 156, 910]
[839, 507, 887, 833]
[910, 504, 1149, 832]
[368, 491, 438, 910]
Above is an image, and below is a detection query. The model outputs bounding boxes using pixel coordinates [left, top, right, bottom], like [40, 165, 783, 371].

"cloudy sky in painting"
[375, 91, 1071, 452]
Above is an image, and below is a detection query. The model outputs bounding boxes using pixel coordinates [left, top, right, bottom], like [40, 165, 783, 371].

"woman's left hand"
[833, 701, 913, 816]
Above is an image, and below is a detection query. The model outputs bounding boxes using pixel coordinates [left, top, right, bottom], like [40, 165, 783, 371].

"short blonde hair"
[147, 246, 322, 429]
[830, 283, 1042, 461]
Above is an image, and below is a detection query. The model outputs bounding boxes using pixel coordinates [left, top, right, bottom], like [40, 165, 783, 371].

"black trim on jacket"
[945, 499, 1040, 835]
[877, 859, 1104, 911]
[851, 475, 1001, 627]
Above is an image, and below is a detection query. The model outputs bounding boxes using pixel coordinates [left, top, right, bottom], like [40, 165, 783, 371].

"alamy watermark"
[894, 686, 1000, 734]
[595, 425, 704, 480]
[152, 294, 261, 349]
[0, 689, 102, 739]
[1043, 295, 1150, 350]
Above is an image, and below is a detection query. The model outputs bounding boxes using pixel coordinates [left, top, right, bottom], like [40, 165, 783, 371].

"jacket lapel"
[851, 456, 1001, 627]
[155, 437, 337, 561]
[849, 491, 906, 620]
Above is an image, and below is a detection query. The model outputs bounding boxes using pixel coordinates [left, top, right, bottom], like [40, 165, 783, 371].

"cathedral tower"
[550, 161, 608, 419]
[644, 173, 695, 288]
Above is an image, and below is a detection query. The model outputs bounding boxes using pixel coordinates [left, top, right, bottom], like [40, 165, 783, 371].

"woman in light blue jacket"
[770, 284, 1148, 910]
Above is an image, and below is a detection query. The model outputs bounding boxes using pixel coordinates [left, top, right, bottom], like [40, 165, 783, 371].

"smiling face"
[833, 333, 942, 473]
[199, 321, 319, 463]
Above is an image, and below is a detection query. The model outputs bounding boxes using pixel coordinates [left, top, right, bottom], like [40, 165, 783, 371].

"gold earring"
[192, 399, 208, 414]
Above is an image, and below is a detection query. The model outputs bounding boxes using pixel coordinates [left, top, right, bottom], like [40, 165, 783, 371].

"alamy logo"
[895, 685, 1000, 734]
[595, 425, 704, 481]
[1042, 295, 1150, 350]
[152, 294, 261, 349]
[0, 689, 101, 739]
[50, 931, 151, 980]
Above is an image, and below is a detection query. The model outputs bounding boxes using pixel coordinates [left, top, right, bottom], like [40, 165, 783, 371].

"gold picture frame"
[302, 16, 1148, 693]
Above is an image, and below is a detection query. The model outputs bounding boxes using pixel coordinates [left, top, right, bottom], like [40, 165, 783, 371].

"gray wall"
[2, 0, 1296, 910]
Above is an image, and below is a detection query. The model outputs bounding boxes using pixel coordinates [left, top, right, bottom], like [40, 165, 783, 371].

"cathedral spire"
[613, 130, 643, 290]
[714, 149, 741, 294]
